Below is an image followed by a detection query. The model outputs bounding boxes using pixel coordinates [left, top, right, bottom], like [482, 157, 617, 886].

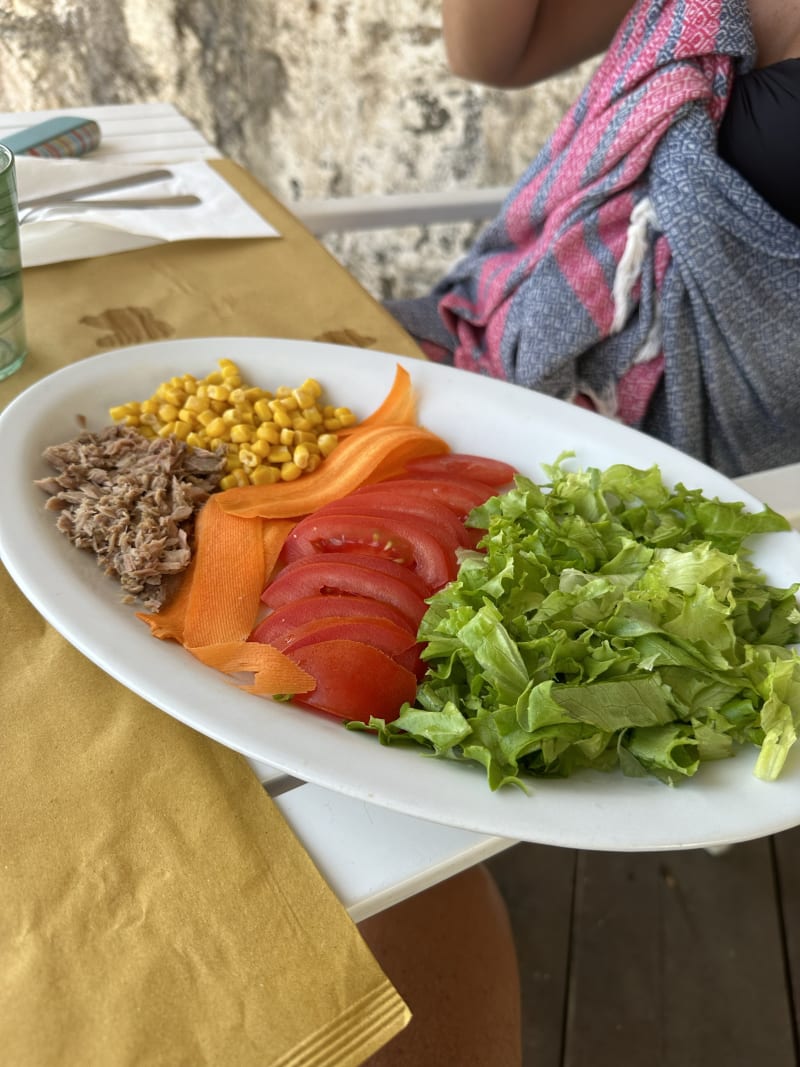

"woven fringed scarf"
[388, 0, 800, 477]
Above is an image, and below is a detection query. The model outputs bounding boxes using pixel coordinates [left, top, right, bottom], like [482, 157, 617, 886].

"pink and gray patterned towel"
[388, 0, 800, 477]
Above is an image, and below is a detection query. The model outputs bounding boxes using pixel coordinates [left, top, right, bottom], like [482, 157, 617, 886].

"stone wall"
[2, 0, 595, 299]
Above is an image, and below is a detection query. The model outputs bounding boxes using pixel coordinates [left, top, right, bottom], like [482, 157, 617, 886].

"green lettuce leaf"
[361, 457, 800, 791]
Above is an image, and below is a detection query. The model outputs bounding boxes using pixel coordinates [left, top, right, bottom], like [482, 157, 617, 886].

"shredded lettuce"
[358, 456, 800, 790]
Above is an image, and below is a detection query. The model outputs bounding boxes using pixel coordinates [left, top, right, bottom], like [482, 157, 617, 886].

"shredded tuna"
[36, 425, 225, 611]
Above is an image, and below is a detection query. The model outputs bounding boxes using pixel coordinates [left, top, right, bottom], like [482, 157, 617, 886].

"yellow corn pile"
[109, 358, 358, 488]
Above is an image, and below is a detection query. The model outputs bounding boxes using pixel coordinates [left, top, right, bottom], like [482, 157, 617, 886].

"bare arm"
[441, 0, 636, 87]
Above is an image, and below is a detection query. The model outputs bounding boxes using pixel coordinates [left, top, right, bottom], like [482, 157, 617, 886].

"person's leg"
[359, 863, 522, 1066]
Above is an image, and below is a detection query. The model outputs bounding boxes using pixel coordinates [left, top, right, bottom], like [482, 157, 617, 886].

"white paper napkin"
[14, 157, 280, 268]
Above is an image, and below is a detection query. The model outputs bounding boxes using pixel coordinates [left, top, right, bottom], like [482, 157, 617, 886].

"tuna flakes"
[36, 425, 225, 611]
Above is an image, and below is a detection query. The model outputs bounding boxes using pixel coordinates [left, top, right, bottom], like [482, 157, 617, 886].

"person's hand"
[441, 0, 635, 86]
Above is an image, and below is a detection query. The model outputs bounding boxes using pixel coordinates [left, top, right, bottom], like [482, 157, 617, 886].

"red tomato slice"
[283, 617, 423, 678]
[272, 551, 432, 599]
[282, 513, 458, 591]
[286, 638, 418, 722]
[356, 477, 493, 520]
[249, 594, 418, 645]
[261, 557, 429, 629]
[317, 491, 473, 547]
[402, 453, 516, 488]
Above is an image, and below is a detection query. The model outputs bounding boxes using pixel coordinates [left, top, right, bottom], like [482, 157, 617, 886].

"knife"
[17, 168, 175, 210]
[18, 194, 202, 223]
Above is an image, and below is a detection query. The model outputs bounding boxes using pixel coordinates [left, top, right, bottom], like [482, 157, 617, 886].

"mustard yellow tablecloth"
[0, 160, 420, 1066]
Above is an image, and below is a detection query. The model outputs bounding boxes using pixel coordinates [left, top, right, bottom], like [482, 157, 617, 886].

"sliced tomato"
[282, 617, 423, 678]
[317, 491, 473, 547]
[272, 551, 432, 599]
[249, 594, 418, 645]
[286, 638, 418, 722]
[356, 477, 494, 520]
[261, 557, 429, 629]
[282, 512, 458, 590]
[402, 453, 516, 488]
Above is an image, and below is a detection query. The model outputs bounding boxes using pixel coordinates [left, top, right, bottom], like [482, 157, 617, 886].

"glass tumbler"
[0, 145, 27, 381]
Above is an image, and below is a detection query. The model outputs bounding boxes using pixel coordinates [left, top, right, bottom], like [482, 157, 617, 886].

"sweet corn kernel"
[230, 424, 252, 444]
[158, 403, 179, 423]
[256, 422, 280, 444]
[270, 405, 292, 429]
[293, 443, 311, 469]
[280, 461, 303, 482]
[317, 433, 338, 457]
[205, 417, 227, 438]
[253, 398, 273, 422]
[239, 449, 260, 468]
[302, 407, 323, 426]
[251, 465, 281, 486]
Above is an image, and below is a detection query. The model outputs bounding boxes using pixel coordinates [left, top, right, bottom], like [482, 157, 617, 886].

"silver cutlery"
[17, 168, 175, 210]
[18, 194, 202, 224]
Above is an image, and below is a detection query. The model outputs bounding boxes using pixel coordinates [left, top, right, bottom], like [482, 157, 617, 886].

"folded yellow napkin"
[0, 162, 422, 1064]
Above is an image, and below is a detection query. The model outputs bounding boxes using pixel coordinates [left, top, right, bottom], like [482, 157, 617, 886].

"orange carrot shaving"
[218, 424, 448, 519]
[189, 641, 315, 692]
[137, 556, 196, 642]
[340, 364, 416, 433]
[180, 502, 290, 648]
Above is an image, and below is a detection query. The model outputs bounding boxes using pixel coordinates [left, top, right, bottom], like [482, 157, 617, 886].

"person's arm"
[441, 0, 635, 87]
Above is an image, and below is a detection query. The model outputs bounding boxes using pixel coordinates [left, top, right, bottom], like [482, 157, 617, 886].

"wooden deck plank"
[562, 841, 796, 1067]
[488, 843, 576, 1067]
[773, 826, 800, 1048]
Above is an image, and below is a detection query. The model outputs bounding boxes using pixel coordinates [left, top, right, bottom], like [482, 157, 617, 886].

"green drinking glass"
[0, 144, 27, 381]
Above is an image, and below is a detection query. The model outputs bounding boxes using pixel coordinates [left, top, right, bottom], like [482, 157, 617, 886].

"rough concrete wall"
[1, 0, 594, 299]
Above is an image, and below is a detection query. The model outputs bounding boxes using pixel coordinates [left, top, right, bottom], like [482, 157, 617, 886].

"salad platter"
[2, 335, 799, 852]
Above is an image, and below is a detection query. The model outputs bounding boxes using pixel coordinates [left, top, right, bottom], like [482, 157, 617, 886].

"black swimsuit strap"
[717, 58, 800, 226]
